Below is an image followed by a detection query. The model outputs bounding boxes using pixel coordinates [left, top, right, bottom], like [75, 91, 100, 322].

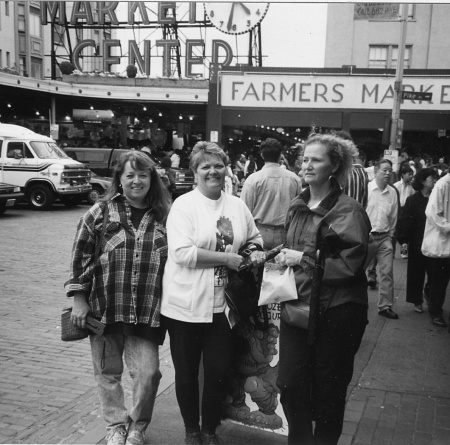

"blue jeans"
[90, 333, 161, 433]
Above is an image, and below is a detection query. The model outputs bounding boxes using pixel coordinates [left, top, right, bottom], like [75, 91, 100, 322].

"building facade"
[324, 3, 450, 70]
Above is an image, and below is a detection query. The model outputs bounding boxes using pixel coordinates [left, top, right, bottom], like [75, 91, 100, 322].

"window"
[6, 51, 10, 67]
[54, 24, 65, 46]
[5, 1, 9, 16]
[18, 4, 25, 32]
[392, 46, 411, 69]
[369, 45, 411, 69]
[0, 50, 2, 68]
[31, 57, 43, 79]
[19, 56, 26, 75]
[407, 4, 415, 20]
[29, 7, 41, 38]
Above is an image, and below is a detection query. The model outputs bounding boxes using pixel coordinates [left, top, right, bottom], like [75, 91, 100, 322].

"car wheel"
[87, 186, 104, 205]
[60, 194, 83, 207]
[28, 184, 54, 210]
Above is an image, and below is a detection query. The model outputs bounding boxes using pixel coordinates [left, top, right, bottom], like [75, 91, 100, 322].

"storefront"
[0, 72, 209, 152]
[207, 65, 450, 163]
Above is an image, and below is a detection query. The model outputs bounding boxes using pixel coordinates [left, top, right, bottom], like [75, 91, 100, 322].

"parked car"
[87, 173, 112, 205]
[62, 147, 195, 197]
[0, 182, 24, 214]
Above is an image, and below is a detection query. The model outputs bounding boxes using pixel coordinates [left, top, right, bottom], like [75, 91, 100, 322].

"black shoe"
[432, 317, 447, 328]
[367, 277, 377, 289]
[185, 432, 203, 445]
[378, 308, 399, 319]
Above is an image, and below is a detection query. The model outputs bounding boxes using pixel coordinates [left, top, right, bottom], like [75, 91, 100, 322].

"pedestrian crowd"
[64, 131, 450, 445]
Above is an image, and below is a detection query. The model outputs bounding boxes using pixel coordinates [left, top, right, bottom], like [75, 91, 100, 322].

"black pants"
[277, 303, 368, 445]
[165, 313, 232, 435]
[406, 244, 431, 305]
[426, 257, 450, 318]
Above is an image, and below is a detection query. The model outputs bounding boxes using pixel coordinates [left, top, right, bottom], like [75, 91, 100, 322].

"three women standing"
[66, 151, 171, 445]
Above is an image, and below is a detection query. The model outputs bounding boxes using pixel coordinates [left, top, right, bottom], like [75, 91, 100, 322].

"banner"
[354, 3, 400, 20]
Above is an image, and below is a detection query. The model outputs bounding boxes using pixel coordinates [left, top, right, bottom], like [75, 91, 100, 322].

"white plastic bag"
[258, 262, 298, 306]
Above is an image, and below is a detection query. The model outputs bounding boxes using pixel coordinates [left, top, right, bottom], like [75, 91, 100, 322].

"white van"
[0, 124, 91, 210]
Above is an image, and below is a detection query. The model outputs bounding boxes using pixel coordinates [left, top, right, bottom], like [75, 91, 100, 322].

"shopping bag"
[258, 262, 297, 306]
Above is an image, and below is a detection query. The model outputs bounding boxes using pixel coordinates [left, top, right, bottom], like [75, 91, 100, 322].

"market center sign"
[41, 1, 234, 78]
[219, 73, 450, 111]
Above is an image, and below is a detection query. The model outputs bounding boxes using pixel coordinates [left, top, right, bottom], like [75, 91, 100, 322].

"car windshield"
[30, 142, 70, 159]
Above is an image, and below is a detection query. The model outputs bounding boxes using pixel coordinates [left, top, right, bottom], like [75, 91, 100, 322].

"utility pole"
[389, 4, 408, 151]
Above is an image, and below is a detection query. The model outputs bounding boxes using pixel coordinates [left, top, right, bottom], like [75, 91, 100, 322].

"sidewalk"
[84, 254, 450, 445]
[8, 253, 450, 445]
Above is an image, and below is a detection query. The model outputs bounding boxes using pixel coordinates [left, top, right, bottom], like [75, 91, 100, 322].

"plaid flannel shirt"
[65, 195, 167, 326]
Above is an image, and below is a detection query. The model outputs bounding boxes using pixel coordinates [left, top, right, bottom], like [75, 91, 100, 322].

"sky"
[112, 2, 328, 76]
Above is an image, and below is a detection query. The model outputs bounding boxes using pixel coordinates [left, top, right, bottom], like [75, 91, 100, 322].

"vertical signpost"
[389, 4, 408, 151]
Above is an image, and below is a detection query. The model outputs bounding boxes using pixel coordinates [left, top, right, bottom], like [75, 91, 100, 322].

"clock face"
[204, 2, 270, 35]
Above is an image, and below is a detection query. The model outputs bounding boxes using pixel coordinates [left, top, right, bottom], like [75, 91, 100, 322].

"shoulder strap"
[94, 203, 109, 262]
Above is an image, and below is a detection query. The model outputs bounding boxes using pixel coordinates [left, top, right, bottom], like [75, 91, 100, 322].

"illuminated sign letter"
[189, 2, 196, 23]
[41, 1, 66, 25]
[98, 2, 119, 26]
[211, 40, 233, 66]
[70, 2, 94, 25]
[159, 2, 176, 23]
[103, 40, 121, 72]
[156, 39, 181, 77]
[128, 2, 150, 24]
[185, 40, 205, 78]
[129, 40, 152, 76]
[72, 39, 95, 71]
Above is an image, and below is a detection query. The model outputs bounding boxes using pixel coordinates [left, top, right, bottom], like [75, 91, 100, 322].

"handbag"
[258, 262, 297, 306]
[281, 248, 325, 331]
[61, 203, 109, 341]
[280, 299, 311, 330]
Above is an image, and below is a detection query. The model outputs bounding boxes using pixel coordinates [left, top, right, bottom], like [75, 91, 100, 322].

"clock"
[204, 2, 270, 36]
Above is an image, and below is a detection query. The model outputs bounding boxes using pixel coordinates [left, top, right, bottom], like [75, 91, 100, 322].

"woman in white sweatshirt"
[161, 141, 263, 445]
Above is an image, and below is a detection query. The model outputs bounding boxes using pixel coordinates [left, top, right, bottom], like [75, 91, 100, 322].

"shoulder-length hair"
[412, 167, 439, 191]
[100, 150, 171, 223]
[189, 141, 228, 172]
[304, 133, 357, 186]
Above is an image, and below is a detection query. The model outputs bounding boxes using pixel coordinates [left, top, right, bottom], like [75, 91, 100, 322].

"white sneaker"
[125, 430, 145, 445]
[106, 426, 127, 445]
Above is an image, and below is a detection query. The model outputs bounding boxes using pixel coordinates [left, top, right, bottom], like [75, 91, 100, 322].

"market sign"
[219, 73, 450, 111]
[354, 3, 400, 20]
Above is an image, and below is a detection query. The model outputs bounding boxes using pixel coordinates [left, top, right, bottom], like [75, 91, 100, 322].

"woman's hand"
[275, 248, 303, 267]
[225, 253, 244, 271]
[71, 293, 91, 329]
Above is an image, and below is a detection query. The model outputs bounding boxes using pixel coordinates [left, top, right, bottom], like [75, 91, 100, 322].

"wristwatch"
[204, 2, 270, 35]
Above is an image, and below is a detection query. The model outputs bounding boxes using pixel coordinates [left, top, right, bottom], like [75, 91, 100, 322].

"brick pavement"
[1, 203, 450, 444]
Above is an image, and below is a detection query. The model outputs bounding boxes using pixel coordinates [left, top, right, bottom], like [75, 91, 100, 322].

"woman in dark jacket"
[275, 133, 371, 445]
[397, 167, 439, 313]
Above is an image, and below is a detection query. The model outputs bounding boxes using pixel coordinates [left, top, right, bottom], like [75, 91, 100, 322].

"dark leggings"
[277, 303, 368, 445]
[165, 313, 233, 435]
